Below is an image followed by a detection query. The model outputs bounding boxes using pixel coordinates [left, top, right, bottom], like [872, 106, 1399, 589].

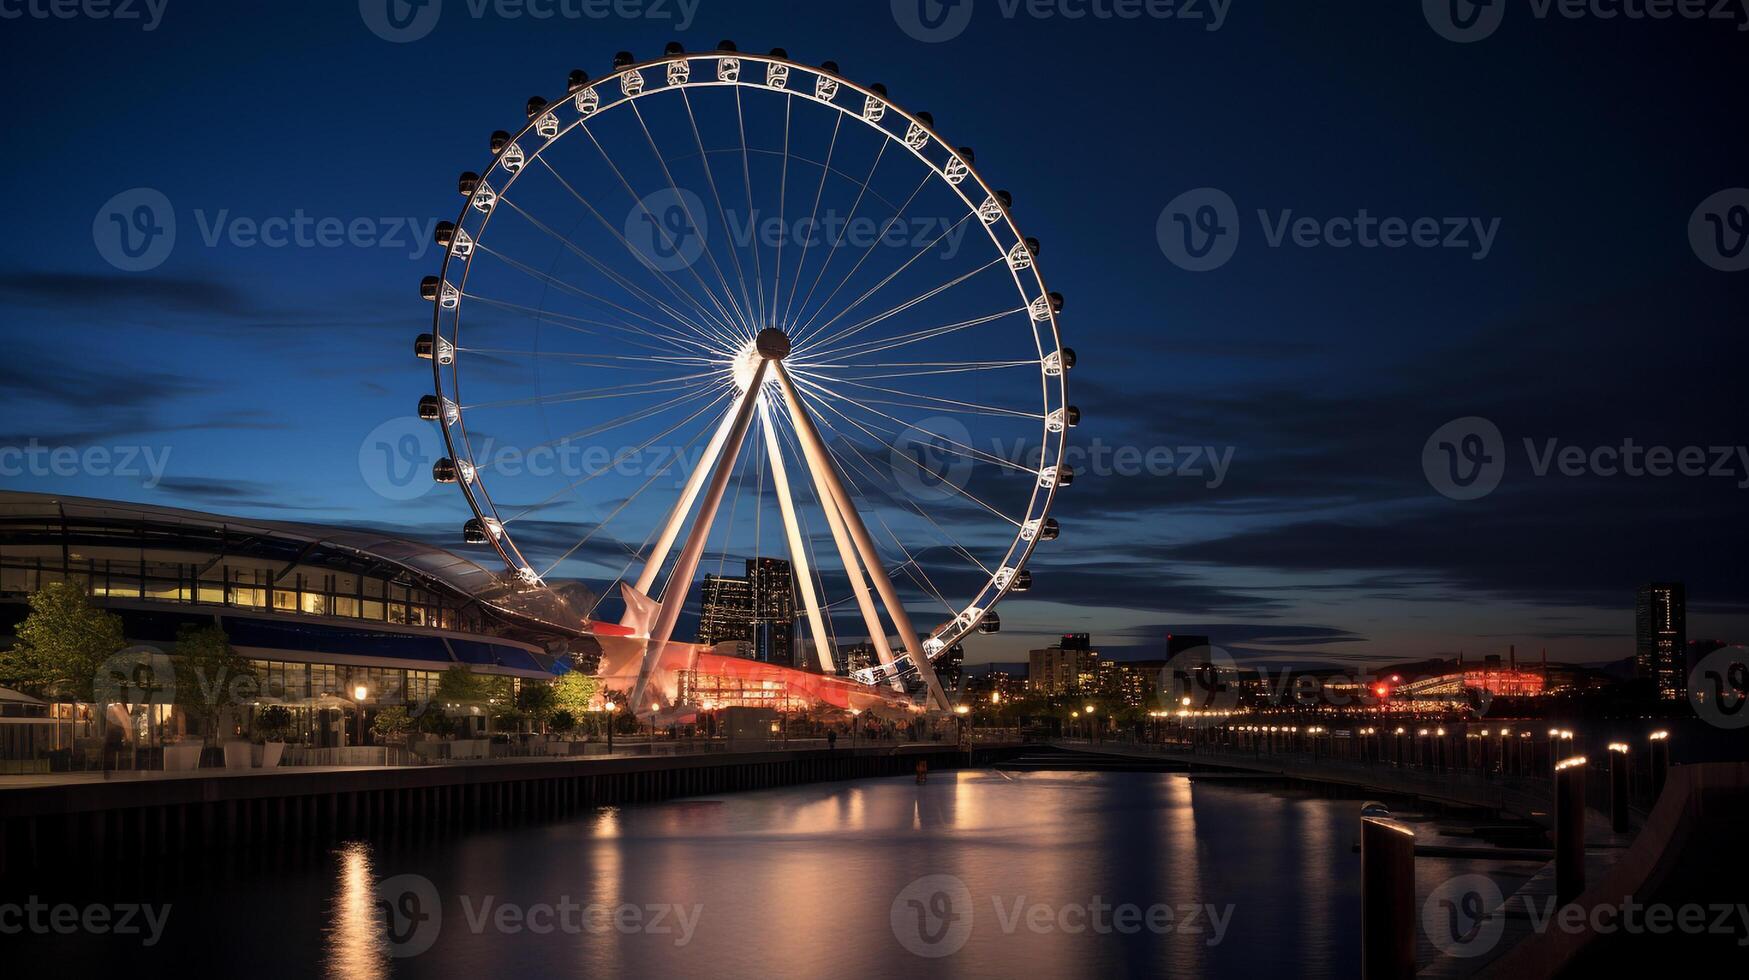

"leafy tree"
[434, 664, 487, 705]
[173, 624, 258, 740]
[517, 681, 556, 729]
[0, 581, 126, 700]
[550, 709, 577, 735]
[372, 705, 413, 743]
[551, 670, 599, 717]
[255, 704, 294, 743]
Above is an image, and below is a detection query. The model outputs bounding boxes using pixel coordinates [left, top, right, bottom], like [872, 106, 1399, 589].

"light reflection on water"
[7, 771, 1542, 980]
[325, 842, 388, 980]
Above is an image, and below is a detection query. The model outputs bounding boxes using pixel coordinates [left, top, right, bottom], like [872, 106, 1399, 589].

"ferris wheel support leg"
[790, 406, 905, 692]
[759, 399, 837, 675]
[633, 398, 745, 598]
[772, 363, 951, 711]
[628, 361, 769, 712]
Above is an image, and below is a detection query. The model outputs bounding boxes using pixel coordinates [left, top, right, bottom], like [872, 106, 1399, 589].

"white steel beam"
[759, 398, 837, 674]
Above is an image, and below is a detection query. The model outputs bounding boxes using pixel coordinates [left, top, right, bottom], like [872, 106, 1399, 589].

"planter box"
[222, 740, 252, 770]
[163, 743, 203, 772]
[258, 742, 285, 768]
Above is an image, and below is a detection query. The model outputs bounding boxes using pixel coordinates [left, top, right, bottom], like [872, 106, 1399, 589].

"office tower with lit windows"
[1635, 582, 1687, 700]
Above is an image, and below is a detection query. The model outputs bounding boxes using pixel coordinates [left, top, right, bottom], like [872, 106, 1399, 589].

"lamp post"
[352, 683, 368, 748]
[604, 700, 617, 753]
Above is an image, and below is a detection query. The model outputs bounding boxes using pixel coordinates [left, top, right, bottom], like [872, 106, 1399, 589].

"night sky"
[1, 1, 1744, 669]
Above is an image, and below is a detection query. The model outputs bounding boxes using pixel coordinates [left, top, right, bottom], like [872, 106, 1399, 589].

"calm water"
[4, 770, 1540, 978]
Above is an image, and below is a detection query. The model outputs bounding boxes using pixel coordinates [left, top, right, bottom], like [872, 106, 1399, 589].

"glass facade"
[0, 553, 472, 633]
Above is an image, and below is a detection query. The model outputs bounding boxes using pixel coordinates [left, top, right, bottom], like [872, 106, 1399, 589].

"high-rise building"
[697, 574, 753, 647]
[695, 559, 797, 664]
[1029, 635, 1101, 695]
[1635, 582, 1687, 700]
[747, 557, 796, 666]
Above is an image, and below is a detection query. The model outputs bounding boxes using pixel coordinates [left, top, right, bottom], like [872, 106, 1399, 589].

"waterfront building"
[1636, 582, 1687, 700]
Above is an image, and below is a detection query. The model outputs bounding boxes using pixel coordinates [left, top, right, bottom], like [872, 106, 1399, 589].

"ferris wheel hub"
[754, 327, 792, 361]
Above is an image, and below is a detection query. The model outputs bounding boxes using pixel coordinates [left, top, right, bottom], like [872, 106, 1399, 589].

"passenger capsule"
[612, 51, 634, 69]
[717, 39, 737, 52]
[1066, 405, 1081, 427]
[978, 613, 1002, 634]
[769, 47, 788, 58]
[462, 519, 489, 545]
[457, 171, 480, 196]
[916, 111, 934, 128]
[1024, 237, 1040, 257]
[996, 189, 1013, 209]
[432, 458, 458, 484]
[1012, 569, 1032, 592]
[417, 395, 442, 421]
[1048, 291, 1064, 314]
[1040, 517, 1060, 540]
[957, 146, 975, 163]
[870, 82, 888, 96]
[415, 333, 435, 359]
[489, 130, 511, 153]
[434, 221, 455, 247]
[664, 41, 684, 56]
[1056, 465, 1075, 486]
[820, 60, 839, 74]
[567, 69, 590, 93]
[525, 96, 547, 119]
[1059, 347, 1077, 370]
[419, 276, 440, 301]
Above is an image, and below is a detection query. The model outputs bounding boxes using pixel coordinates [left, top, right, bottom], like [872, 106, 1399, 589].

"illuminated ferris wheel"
[415, 43, 1077, 711]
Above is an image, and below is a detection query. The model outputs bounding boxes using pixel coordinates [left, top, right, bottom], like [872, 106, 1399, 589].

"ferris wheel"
[415, 43, 1077, 712]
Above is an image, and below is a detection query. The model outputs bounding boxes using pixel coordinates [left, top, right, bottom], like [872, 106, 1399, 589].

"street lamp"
[352, 683, 368, 748]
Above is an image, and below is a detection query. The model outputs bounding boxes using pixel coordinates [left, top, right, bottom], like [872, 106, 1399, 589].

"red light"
[1374, 684, 1389, 698]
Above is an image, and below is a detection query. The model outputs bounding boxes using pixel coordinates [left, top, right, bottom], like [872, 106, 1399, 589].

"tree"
[551, 670, 599, 718]
[434, 664, 487, 705]
[550, 710, 577, 736]
[0, 581, 126, 700]
[372, 705, 413, 744]
[517, 681, 556, 731]
[173, 624, 258, 740]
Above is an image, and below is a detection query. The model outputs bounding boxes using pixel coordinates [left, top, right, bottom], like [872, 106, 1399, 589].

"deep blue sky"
[1, 1, 1744, 667]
